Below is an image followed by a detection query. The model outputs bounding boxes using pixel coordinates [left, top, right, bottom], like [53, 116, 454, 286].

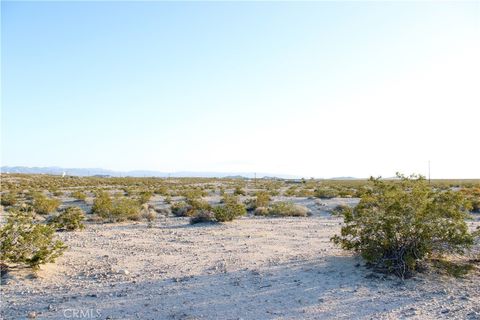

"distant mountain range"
[0, 166, 303, 179]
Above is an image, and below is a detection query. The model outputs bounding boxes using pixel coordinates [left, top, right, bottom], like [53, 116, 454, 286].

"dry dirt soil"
[1, 198, 479, 320]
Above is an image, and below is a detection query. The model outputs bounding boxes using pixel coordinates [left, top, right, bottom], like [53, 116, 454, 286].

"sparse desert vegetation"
[3, 1, 480, 318]
[0, 173, 479, 319]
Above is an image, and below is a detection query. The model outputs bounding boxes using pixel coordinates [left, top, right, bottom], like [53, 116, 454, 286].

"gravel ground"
[1, 198, 479, 320]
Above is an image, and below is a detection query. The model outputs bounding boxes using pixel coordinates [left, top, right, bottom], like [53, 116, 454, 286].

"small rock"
[441, 309, 450, 314]
[27, 311, 37, 319]
[118, 269, 130, 275]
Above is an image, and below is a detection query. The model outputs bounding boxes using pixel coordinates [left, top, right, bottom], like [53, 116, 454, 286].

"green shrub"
[138, 191, 153, 205]
[111, 197, 141, 221]
[332, 175, 476, 278]
[182, 188, 206, 200]
[268, 189, 281, 197]
[92, 191, 113, 217]
[49, 207, 85, 231]
[154, 186, 169, 195]
[245, 191, 272, 211]
[314, 188, 338, 199]
[472, 199, 480, 213]
[213, 197, 246, 222]
[284, 187, 297, 197]
[164, 195, 172, 204]
[338, 188, 355, 198]
[123, 188, 135, 196]
[33, 194, 61, 215]
[92, 192, 141, 222]
[460, 187, 480, 213]
[0, 209, 66, 269]
[71, 190, 87, 201]
[1, 192, 17, 206]
[233, 186, 246, 196]
[296, 188, 314, 197]
[268, 202, 309, 217]
[187, 198, 212, 211]
[255, 191, 271, 208]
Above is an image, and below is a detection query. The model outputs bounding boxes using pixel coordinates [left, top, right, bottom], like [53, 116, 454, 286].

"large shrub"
[33, 194, 61, 215]
[92, 191, 113, 216]
[187, 198, 212, 212]
[213, 196, 246, 222]
[1, 209, 67, 269]
[154, 186, 169, 196]
[71, 190, 87, 201]
[233, 186, 246, 196]
[110, 197, 141, 221]
[49, 207, 85, 231]
[255, 191, 271, 208]
[314, 187, 338, 199]
[92, 192, 141, 222]
[138, 191, 153, 205]
[267, 201, 309, 217]
[332, 175, 476, 278]
[460, 187, 480, 213]
[1, 192, 17, 207]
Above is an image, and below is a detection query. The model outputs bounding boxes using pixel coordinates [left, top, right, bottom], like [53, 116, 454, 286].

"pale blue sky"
[2, 1, 479, 178]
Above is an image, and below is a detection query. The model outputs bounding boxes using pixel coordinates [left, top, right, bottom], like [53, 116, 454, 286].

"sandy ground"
[1, 198, 479, 320]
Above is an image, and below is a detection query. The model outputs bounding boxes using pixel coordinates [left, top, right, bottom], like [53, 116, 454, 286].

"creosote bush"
[255, 191, 271, 208]
[1, 192, 17, 206]
[154, 186, 169, 195]
[92, 192, 141, 222]
[267, 201, 309, 217]
[33, 193, 61, 215]
[213, 195, 246, 222]
[138, 191, 153, 205]
[233, 186, 246, 196]
[49, 207, 86, 231]
[332, 174, 477, 278]
[187, 198, 212, 211]
[92, 191, 113, 216]
[71, 190, 87, 201]
[111, 197, 142, 221]
[0, 208, 67, 269]
[314, 187, 338, 199]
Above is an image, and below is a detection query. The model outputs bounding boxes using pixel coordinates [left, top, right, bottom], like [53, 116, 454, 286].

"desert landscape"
[2, 2, 480, 319]
[1, 175, 479, 319]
